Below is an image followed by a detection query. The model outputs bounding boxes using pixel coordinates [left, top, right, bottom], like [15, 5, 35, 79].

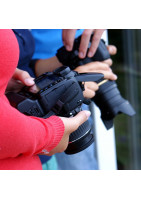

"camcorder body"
[6, 66, 104, 154]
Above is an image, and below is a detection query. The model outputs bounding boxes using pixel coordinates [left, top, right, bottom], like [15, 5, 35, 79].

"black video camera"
[56, 35, 136, 129]
[6, 66, 104, 154]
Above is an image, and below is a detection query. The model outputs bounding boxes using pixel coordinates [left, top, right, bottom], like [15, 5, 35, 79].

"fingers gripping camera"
[56, 35, 136, 130]
[6, 66, 104, 154]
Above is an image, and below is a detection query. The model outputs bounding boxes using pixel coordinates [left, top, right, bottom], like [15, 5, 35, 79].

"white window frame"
[90, 31, 117, 170]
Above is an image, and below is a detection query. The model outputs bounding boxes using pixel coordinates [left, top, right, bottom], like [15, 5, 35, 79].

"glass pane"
[108, 29, 141, 169]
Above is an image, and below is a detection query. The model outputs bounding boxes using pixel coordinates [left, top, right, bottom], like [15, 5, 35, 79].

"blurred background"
[108, 29, 141, 170]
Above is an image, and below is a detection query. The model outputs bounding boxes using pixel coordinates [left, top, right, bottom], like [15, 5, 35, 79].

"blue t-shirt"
[31, 29, 84, 59]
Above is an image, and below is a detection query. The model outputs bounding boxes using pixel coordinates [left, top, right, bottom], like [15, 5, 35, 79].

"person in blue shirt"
[31, 29, 117, 170]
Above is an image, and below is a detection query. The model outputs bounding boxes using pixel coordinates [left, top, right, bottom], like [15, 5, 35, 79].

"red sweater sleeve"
[0, 96, 64, 159]
[0, 29, 64, 160]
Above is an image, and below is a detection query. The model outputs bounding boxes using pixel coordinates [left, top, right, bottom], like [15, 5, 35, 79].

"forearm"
[35, 56, 62, 77]
[0, 97, 64, 159]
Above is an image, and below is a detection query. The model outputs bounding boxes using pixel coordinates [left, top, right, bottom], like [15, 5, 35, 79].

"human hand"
[6, 68, 38, 94]
[62, 29, 105, 59]
[106, 45, 117, 56]
[47, 110, 91, 156]
[75, 59, 117, 80]
[74, 44, 117, 99]
[75, 60, 117, 99]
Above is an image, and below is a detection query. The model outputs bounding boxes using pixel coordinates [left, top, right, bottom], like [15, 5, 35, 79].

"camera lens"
[65, 120, 94, 154]
[93, 80, 136, 129]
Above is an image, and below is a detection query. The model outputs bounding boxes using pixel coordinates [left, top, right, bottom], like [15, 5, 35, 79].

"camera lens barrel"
[93, 80, 136, 129]
[65, 120, 94, 154]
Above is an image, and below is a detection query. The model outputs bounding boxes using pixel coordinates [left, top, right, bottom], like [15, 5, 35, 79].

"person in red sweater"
[0, 29, 90, 170]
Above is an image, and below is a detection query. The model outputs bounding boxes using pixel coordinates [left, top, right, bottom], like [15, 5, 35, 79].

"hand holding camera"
[6, 66, 104, 154]
[47, 110, 91, 156]
[56, 35, 136, 130]
[6, 68, 35, 94]
[74, 60, 117, 99]
[62, 29, 105, 58]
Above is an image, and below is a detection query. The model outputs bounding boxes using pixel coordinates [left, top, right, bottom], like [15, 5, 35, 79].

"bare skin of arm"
[34, 44, 117, 77]
[35, 56, 62, 76]
[34, 45, 117, 99]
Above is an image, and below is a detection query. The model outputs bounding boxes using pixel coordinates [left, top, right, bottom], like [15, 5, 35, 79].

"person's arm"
[34, 57, 117, 99]
[34, 56, 62, 77]
[0, 97, 90, 159]
[34, 44, 117, 77]
[34, 51, 117, 99]
[0, 99, 64, 159]
[1, 69, 90, 159]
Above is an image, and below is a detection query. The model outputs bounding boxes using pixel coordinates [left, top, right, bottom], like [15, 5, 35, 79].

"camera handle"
[75, 73, 104, 83]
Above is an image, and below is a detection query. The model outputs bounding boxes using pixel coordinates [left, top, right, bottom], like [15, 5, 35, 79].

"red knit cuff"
[43, 116, 65, 152]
